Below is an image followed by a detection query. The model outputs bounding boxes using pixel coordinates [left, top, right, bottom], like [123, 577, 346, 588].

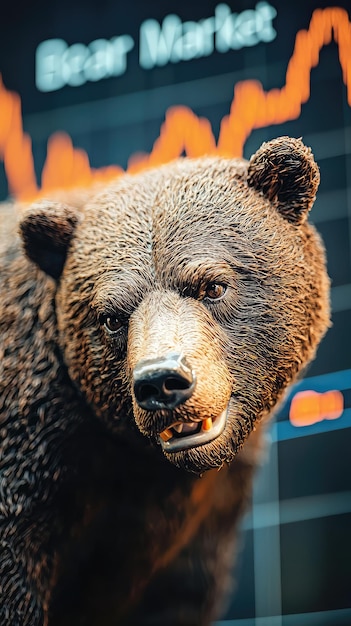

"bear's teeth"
[159, 428, 173, 442]
[172, 422, 198, 434]
[160, 407, 228, 452]
[173, 423, 184, 433]
[202, 417, 213, 431]
[161, 420, 210, 440]
[180, 422, 198, 433]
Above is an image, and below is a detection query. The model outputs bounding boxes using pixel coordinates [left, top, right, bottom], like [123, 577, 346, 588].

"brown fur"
[0, 137, 330, 625]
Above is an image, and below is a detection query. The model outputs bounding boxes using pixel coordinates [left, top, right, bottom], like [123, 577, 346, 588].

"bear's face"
[20, 137, 330, 474]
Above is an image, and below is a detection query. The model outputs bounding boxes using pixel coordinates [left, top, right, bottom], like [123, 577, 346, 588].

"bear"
[0, 136, 330, 626]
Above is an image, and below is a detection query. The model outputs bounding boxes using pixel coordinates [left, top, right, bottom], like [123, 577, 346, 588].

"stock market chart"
[0, 1, 350, 623]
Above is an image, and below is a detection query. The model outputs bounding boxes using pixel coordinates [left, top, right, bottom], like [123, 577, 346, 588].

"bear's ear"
[19, 200, 79, 279]
[247, 136, 320, 225]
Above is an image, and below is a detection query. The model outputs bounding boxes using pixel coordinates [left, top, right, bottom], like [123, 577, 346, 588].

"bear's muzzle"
[133, 351, 229, 452]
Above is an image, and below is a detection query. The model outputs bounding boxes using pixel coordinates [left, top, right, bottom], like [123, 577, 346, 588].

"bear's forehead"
[68, 157, 307, 292]
[76, 170, 256, 267]
[81, 158, 260, 245]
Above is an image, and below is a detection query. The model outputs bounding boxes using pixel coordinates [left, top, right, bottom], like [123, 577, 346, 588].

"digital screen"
[0, 1, 350, 623]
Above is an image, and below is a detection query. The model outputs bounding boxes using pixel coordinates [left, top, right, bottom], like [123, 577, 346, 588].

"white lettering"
[62, 43, 89, 87]
[110, 36, 135, 75]
[256, 1, 277, 42]
[35, 3, 277, 92]
[139, 15, 181, 69]
[233, 10, 259, 47]
[215, 4, 234, 53]
[36, 35, 134, 92]
[170, 20, 206, 62]
[179, 21, 204, 61]
[84, 39, 115, 82]
[215, 2, 276, 53]
[35, 39, 68, 92]
[198, 17, 216, 56]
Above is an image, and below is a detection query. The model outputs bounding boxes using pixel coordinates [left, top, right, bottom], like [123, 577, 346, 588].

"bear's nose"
[133, 353, 196, 411]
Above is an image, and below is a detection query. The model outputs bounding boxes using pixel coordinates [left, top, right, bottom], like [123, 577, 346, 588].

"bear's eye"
[102, 315, 123, 334]
[204, 282, 227, 301]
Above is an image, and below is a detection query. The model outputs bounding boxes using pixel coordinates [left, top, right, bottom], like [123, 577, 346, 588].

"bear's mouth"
[159, 406, 228, 452]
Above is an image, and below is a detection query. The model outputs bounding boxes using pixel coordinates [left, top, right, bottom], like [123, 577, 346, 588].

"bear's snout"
[133, 352, 196, 411]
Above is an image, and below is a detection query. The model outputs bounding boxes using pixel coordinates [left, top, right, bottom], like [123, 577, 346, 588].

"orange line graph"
[0, 5, 350, 200]
[289, 389, 344, 426]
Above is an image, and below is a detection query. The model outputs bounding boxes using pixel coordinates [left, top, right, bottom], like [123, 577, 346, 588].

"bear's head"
[20, 137, 330, 474]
